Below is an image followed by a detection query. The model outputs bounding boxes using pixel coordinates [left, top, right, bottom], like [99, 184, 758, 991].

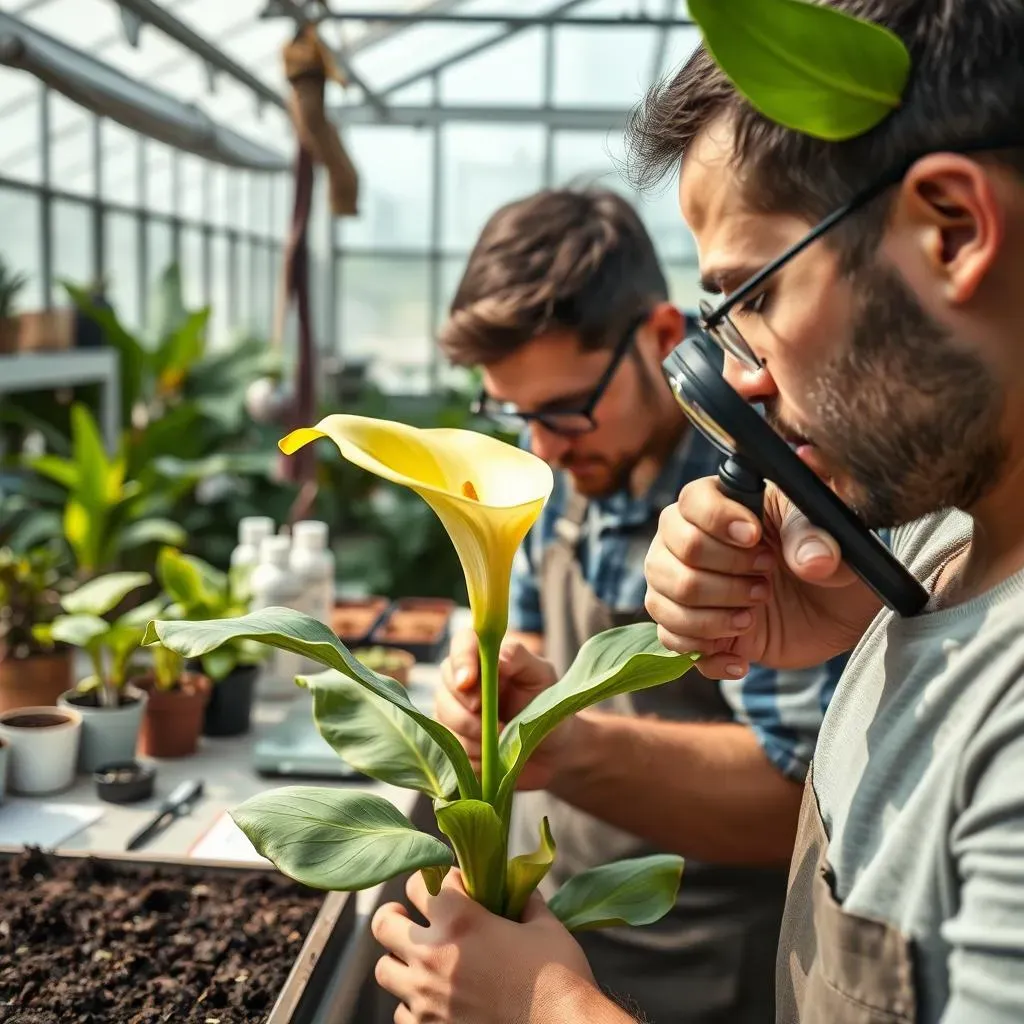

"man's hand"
[436, 630, 578, 790]
[372, 871, 629, 1024]
[644, 477, 882, 678]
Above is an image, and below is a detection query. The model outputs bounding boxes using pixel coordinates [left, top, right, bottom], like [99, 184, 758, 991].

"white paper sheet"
[188, 810, 269, 864]
[0, 801, 104, 848]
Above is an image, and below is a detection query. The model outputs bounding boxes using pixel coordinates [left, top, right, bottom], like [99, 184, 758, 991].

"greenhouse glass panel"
[441, 124, 544, 250]
[51, 198, 94, 295]
[48, 93, 94, 197]
[104, 211, 141, 331]
[179, 225, 207, 310]
[145, 142, 176, 217]
[439, 28, 545, 106]
[145, 218, 174, 302]
[209, 232, 231, 346]
[0, 71, 42, 185]
[178, 154, 207, 223]
[100, 120, 140, 209]
[0, 186, 43, 309]
[553, 27, 657, 107]
[337, 126, 434, 251]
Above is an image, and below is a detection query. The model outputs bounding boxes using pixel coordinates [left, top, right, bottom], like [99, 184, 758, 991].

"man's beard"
[558, 453, 634, 498]
[774, 262, 1006, 529]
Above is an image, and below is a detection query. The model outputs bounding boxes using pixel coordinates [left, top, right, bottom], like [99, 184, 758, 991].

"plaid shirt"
[509, 429, 850, 782]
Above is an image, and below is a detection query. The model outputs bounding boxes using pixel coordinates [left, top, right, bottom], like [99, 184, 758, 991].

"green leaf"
[70, 403, 111, 520]
[157, 547, 222, 610]
[303, 669, 456, 799]
[420, 863, 451, 897]
[497, 624, 694, 811]
[62, 572, 151, 616]
[547, 854, 685, 933]
[118, 518, 187, 552]
[49, 614, 109, 650]
[688, 0, 911, 141]
[144, 608, 480, 798]
[434, 800, 506, 914]
[63, 498, 96, 571]
[118, 596, 167, 630]
[505, 816, 556, 921]
[156, 308, 210, 386]
[230, 786, 454, 891]
[200, 646, 239, 682]
[29, 455, 79, 490]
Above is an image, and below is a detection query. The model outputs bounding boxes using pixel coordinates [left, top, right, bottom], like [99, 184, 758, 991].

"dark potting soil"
[0, 848, 324, 1024]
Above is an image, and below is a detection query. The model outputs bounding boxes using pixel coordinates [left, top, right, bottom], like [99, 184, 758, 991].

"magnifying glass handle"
[718, 454, 765, 522]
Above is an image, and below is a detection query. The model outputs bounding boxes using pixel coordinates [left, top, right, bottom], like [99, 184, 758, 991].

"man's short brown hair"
[626, 0, 1024, 267]
[439, 188, 668, 367]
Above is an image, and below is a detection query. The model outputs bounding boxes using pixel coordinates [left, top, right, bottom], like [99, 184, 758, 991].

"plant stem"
[478, 630, 501, 805]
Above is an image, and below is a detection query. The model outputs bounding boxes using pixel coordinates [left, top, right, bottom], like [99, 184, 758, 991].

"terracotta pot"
[0, 651, 75, 714]
[136, 672, 211, 759]
[17, 308, 74, 353]
[0, 317, 18, 354]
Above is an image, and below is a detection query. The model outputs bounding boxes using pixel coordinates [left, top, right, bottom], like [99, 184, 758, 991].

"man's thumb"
[499, 642, 555, 695]
[778, 507, 853, 587]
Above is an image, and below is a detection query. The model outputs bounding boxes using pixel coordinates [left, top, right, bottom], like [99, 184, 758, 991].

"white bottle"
[250, 535, 304, 699]
[291, 520, 336, 673]
[230, 516, 274, 601]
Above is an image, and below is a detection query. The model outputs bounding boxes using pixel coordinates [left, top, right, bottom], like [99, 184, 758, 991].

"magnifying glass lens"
[665, 376, 738, 454]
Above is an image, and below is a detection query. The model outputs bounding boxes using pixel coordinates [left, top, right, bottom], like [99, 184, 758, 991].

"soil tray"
[330, 597, 390, 648]
[369, 598, 456, 663]
[0, 847, 353, 1024]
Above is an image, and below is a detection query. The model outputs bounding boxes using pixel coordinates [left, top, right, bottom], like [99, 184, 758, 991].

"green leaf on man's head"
[231, 786, 454, 892]
[548, 854, 685, 932]
[504, 816, 556, 922]
[688, 0, 911, 141]
[302, 669, 456, 799]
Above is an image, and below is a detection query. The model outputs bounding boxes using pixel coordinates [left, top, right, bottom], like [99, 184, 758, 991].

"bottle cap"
[259, 535, 291, 569]
[293, 520, 329, 550]
[239, 516, 274, 547]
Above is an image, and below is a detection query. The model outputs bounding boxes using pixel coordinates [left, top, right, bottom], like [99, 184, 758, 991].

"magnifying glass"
[662, 335, 929, 617]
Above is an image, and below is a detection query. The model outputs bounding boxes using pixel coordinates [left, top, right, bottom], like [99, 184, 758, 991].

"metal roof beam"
[109, 0, 286, 111]
[316, 8, 695, 28]
[333, 102, 631, 130]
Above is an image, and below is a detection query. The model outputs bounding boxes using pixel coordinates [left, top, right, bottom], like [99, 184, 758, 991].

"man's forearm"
[549, 712, 802, 866]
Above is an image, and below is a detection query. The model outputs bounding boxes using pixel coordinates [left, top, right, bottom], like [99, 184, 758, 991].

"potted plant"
[353, 645, 415, 686]
[43, 572, 160, 772]
[156, 546, 265, 737]
[0, 256, 28, 354]
[134, 640, 210, 759]
[0, 546, 74, 712]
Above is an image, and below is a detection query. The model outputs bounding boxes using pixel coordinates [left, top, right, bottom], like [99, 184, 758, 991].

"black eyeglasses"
[471, 312, 648, 437]
[699, 135, 1024, 371]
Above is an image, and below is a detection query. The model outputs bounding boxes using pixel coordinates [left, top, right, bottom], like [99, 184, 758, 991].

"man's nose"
[723, 356, 778, 405]
[529, 422, 574, 463]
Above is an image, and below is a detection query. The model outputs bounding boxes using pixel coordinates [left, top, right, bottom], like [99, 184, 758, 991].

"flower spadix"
[280, 415, 553, 637]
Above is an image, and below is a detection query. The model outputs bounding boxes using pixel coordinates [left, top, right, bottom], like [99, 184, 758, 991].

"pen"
[125, 778, 205, 852]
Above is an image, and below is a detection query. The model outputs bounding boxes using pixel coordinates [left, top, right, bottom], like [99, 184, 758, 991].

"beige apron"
[513, 490, 789, 1023]
[775, 768, 917, 1023]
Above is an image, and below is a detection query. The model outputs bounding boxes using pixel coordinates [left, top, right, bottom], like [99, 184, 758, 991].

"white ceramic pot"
[57, 686, 147, 773]
[0, 706, 82, 795]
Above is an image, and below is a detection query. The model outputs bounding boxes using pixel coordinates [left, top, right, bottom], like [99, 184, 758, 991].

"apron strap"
[553, 487, 590, 552]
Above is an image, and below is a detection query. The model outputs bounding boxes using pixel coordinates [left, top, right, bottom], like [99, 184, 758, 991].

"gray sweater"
[814, 508, 1024, 1023]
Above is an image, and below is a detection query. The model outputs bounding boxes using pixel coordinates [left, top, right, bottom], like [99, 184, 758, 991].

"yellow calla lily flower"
[279, 415, 553, 640]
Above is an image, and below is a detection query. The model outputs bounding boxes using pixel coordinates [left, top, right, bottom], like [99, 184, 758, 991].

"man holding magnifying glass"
[374, 185, 847, 1024]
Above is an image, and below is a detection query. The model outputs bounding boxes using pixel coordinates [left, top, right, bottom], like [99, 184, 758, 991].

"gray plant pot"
[57, 686, 147, 773]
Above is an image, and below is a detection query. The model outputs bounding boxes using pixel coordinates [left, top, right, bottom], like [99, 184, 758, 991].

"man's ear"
[645, 302, 686, 358]
[893, 153, 1004, 305]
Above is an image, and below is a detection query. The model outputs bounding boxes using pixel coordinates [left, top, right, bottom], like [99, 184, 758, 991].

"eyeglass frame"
[698, 135, 1024, 371]
[470, 310, 651, 437]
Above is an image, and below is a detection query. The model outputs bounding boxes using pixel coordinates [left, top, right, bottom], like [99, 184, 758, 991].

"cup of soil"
[331, 596, 390, 647]
[94, 760, 156, 803]
[354, 646, 416, 686]
[136, 671, 212, 759]
[201, 662, 260, 738]
[57, 685, 148, 774]
[0, 706, 82, 794]
[0, 647, 75, 714]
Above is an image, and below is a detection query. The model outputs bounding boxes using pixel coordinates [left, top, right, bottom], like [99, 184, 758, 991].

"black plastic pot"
[202, 664, 259, 738]
[94, 760, 156, 804]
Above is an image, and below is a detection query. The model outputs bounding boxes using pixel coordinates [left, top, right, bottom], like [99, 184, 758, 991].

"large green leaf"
[548, 855, 685, 933]
[63, 499, 96, 571]
[118, 518, 187, 552]
[118, 596, 168, 630]
[303, 669, 456, 799]
[148, 262, 189, 346]
[144, 608, 480, 798]
[70, 404, 111, 520]
[688, 0, 911, 141]
[62, 571, 151, 616]
[434, 800, 506, 914]
[29, 455, 78, 491]
[504, 816, 556, 921]
[231, 786, 453, 891]
[157, 547, 222, 611]
[497, 624, 694, 810]
[48, 614, 109, 651]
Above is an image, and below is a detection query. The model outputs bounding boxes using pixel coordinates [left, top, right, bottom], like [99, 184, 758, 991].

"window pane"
[440, 29, 545, 106]
[0, 72, 42, 185]
[0, 187, 43, 309]
[553, 26, 656, 107]
[339, 256, 432, 391]
[180, 226, 207, 309]
[51, 199, 94, 295]
[104, 211, 141, 332]
[49, 92, 94, 197]
[145, 142, 175, 217]
[226, 170, 247, 232]
[664, 263, 710, 314]
[250, 174, 272, 238]
[210, 233, 230, 346]
[209, 166, 229, 229]
[252, 243, 273, 336]
[437, 255, 468, 335]
[441, 125, 545, 250]
[338, 126, 433, 251]
[234, 239, 253, 332]
[179, 155, 207, 222]
[101, 120, 140, 208]
[146, 219, 174, 298]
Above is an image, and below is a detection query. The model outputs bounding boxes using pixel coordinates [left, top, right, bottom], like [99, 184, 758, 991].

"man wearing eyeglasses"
[372, 1, 1024, 1023]
[391, 186, 847, 1024]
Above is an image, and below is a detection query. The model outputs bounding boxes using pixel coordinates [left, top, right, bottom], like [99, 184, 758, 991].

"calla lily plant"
[146, 415, 694, 929]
